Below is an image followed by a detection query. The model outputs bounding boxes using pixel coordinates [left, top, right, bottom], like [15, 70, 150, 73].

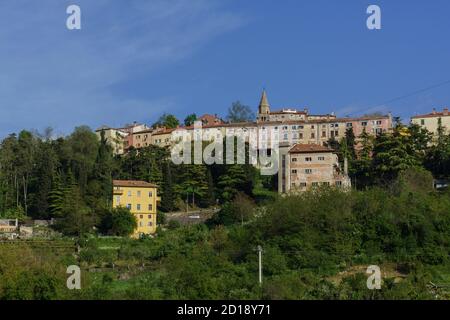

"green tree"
[184, 113, 197, 127]
[100, 207, 137, 236]
[353, 128, 373, 188]
[372, 127, 421, 183]
[160, 162, 176, 212]
[63, 126, 99, 193]
[424, 118, 450, 178]
[28, 139, 59, 218]
[153, 113, 180, 129]
[226, 101, 255, 123]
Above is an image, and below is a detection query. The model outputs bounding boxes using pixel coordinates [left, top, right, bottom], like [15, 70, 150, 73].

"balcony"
[113, 188, 124, 195]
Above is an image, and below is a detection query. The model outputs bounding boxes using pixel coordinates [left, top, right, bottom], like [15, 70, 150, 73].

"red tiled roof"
[151, 128, 177, 136]
[198, 114, 223, 125]
[411, 109, 450, 119]
[289, 144, 332, 154]
[113, 180, 158, 188]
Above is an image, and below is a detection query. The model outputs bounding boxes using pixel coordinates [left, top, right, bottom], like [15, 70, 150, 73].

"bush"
[100, 207, 137, 237]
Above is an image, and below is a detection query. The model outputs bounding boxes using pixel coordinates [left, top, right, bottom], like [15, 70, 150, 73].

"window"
[322, 131, 326, 138]
[148, 222, 153, 226]
[305, 169, 312, 174]
[421, 119, 425, 125]
[312, 182, 319, 186]
[318, 156, 325, 161]
[305, 157, 312, 162]
[137, 204, 141, 211]
[336, 181, 343, 187]
[361, 121, 368, 126]
[299, 133, 303, 139]
[311, 132, 315, 139]
[137, 190, 141, 197]
[300, 182, 307, 187]
[311, 125, 315, 129]
[376, 120, 382, 125]
[139, 222, 143, 227]
[148, 191, 153, 197]
[139, 215, 143, 219]
[292, 169, 298, 174]
[346, 123, 353, 128]
[299, 125, 304, 129]
[322, 182, 330, 186]
[292, 157, 297, 162]
[148, 214, 152, 219]
[148, 204, 153, 211]
[116, 196, 120, 204]
[128, 191, 132, 197]
[283, 133, 288, 140]
[334, 130, 339, 137]
[375, 128, 383, 135]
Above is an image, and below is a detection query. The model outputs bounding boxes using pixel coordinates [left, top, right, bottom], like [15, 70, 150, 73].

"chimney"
[444, 108, 449, 116]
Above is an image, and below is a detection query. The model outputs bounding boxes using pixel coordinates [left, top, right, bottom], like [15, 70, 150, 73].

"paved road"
[165, 208, 220, 225]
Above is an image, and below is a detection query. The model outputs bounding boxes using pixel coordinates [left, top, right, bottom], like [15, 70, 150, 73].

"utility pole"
[257, 245, 263, 285]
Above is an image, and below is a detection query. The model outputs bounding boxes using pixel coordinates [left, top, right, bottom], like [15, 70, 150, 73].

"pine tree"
[160, 162, 176, 212]
[92, 130, 113, 205]
[48, 173, 65, 218]
[353, 128, 374, 188]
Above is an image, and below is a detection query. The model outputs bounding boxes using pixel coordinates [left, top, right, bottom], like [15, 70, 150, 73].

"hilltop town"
[0, 91, 449, 300]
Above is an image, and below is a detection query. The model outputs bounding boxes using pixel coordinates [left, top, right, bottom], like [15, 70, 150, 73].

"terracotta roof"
[289, 144, 333, 154]
[151, 128, 177, 136]
[411, 109, 450, 119]
[113, 180, 158, 188]
[198, 114, 223, 125]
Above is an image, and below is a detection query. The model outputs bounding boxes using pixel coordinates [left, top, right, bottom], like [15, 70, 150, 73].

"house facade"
[112, 180, 160, 237]
[278, 143, 351, 193]
[411, 108, 450, 139]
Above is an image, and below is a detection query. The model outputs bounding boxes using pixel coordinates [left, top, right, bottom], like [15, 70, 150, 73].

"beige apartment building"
[96, 123, 150, 155]
[411, 108, 450, 139]
[96, 91, 393, 159]
[278, 143, 351, 194]
[95, 126, 128, 155]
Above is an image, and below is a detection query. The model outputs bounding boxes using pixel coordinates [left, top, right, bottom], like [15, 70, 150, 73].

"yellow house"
[112, 180, 160, 237]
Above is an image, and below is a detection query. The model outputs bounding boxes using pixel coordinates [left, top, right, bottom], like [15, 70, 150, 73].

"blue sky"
[1, 0, 450, 137]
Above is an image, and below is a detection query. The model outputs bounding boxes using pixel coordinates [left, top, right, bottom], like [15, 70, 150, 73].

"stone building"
[278, 143, 351, 194]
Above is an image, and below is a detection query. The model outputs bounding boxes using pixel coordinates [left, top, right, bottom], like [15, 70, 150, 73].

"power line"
[346, 79, 450, 117]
